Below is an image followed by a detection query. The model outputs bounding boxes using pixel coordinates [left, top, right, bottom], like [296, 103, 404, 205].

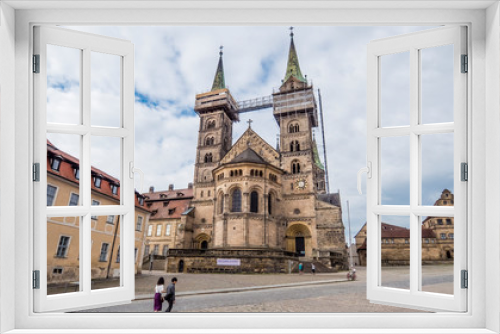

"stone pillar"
[223, 214, 228, 247]
[263, 194, 269, 246]
[243, 192, 249, 246]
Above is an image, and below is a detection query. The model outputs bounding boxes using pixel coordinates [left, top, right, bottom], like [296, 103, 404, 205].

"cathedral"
[162, 31, 348, 273]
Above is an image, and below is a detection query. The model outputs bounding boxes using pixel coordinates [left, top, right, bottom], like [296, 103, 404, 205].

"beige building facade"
[46, 141, 151, 287]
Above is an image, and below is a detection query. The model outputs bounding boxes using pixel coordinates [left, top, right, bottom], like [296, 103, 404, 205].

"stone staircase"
[291, 261, 338, 274]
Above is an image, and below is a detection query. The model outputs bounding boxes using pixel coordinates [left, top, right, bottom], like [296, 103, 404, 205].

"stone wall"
[166, 249, 299, 274]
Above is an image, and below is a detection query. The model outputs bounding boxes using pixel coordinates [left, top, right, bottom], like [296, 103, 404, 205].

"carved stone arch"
[228, 185, 243, 213]
[206, 118, 216, 129]
[287, 119, 300, 133]
[285, 223, 313, 257]
[194, 233, 212, 250]
[217, 190, 225, 214]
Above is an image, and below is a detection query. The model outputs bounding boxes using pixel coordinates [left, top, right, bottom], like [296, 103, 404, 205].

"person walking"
[164, 277, 178, 312]
[298, 262, 304, 275]
[311, 263, 316, 275]
[153, 277, 165, 312]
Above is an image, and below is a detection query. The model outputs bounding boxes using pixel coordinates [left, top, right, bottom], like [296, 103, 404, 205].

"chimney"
[188, 182, 193, 189]
[149, 186, 155, 193]
[169, 184, 174, 191]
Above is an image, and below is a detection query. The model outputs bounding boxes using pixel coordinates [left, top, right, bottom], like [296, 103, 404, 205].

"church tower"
[191, 47, 238, 232]
[273, 29, 326, 197]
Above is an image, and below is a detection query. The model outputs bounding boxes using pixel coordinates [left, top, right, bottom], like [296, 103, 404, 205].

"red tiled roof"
[144, 188, 194, 201]
[46, 140, 148, 211]
[147, 198, 192, 220]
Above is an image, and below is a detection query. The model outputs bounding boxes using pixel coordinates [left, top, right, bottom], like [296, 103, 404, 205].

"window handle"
[129, 162, 144, 193]
[357, 162, 372, 195]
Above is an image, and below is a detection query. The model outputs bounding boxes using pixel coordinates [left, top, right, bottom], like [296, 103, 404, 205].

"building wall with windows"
[142, 185, 194, 263]
[46, 141, 151, 284]
[355, 189, 454, 266]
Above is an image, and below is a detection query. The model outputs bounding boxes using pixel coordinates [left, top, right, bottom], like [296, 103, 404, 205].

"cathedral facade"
[165, 32, 347, 273]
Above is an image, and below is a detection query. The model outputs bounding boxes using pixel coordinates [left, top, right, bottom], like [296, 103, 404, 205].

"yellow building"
[46, 140, 151, 287]
[141, 185, 194, 270]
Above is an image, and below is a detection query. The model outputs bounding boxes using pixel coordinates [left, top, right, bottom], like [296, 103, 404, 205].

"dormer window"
[51, 157, 62, 171]
[111, 184, 119, 195]
[93, 175, 102, 188]
[74, 168, 80, 180]
[168, 208, 176, 215]
[177, 192, 184, 197]
[138, 197, 144, 206]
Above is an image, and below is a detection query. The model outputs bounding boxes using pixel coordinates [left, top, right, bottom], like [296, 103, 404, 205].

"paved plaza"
[79, 265, 453, 313]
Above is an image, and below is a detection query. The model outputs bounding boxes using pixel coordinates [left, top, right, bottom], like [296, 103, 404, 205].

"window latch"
[357, 161, 372, 195]
[33, 270, 40, 289]
[461, 270, 468, 289]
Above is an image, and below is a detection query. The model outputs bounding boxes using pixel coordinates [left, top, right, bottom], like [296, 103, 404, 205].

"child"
[154, 277, 165, 312]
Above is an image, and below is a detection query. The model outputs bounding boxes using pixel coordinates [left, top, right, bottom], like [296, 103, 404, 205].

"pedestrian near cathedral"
[153, 277, 165, 312]
[164, 277, 178, 312]
[311, 263, 316, 275]
[298, 262, 304, 275]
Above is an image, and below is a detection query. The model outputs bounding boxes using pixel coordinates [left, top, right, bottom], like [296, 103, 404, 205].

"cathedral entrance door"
[178, 260, 184, 273]
[295, 237, 305, 257]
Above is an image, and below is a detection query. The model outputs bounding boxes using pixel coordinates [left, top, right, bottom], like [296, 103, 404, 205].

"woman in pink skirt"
[154, 277, 165, 312]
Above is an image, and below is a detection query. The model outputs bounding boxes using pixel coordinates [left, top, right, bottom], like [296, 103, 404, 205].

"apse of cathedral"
[163, 30, 348, 273]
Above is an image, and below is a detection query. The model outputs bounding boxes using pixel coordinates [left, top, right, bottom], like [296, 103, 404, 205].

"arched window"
[239, 169, 243, 176]
[218, 193, 224, 214]
[231, 189, 242, 212]
[206, 120, 216, 129]
[259, 171, 263, 177]
[204, 153, 212, 163]
[290, 140, 300, 152]
[200, 190, 204, 197]
[250, 191, 259, 213]
[250, 169, 254, 176]
[292, 161, 300, 174]
[201, 240, 208, 250]
[288, 123, 300, 133]
[230, 170, 234, 177]
[205, 137, 214, 146]
[268, 193, 273, 215]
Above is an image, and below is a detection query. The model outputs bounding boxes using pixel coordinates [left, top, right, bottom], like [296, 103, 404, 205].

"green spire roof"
[211, 47, 226, 91]
[283, 30, 306, 83]
[312, 140, 325, 170]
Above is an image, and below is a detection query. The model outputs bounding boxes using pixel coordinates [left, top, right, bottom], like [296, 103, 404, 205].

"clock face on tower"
[295, 179, 307, 190]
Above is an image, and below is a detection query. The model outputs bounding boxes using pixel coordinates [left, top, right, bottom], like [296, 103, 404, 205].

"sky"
[46, 25, 455, 244]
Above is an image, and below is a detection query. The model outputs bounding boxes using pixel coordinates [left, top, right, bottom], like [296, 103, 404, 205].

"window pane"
[380, 215, 410, 290]
[91, 52, 121, 127]
[421, 216, 454, 295]
[91, 215, 122, 290]
[420, 45, 454, 124]
[47, 133, 81, 206]
[380, 51, 410, 127]
[91, 136, 121, 205]
[46, 44, 81, 125]
[381, 136, 410, 205]
[421, 133, 454, 206]
[47, 217, 81, 295]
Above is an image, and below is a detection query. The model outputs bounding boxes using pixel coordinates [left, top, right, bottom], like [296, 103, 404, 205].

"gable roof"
[220, 126, 280, 168]
[230, 147, 268, 165]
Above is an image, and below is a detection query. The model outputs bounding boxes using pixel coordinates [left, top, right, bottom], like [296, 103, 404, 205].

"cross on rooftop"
[247, 119, 253, 128]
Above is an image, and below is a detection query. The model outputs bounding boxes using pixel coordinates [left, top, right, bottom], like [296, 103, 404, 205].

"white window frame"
[135, 215, 143, 231]
[166, 224, 171, 236]
[68, 192, 79, 206]
[155, 224, 162, 236]
[46, 184, 57, 206]
[147, 225, 153, 237]
[1, 2, 498, 333]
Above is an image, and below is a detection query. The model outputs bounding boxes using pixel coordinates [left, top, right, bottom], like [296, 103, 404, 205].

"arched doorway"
[178, 260, 184, 273]
[285, 223, 312, 258]
[446, 250, 452, 259]
[194, 233, 211, 250]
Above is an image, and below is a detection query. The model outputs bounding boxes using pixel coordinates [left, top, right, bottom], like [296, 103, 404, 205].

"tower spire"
[211, 46, 226, 91]
[283, 27, 306, 83]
